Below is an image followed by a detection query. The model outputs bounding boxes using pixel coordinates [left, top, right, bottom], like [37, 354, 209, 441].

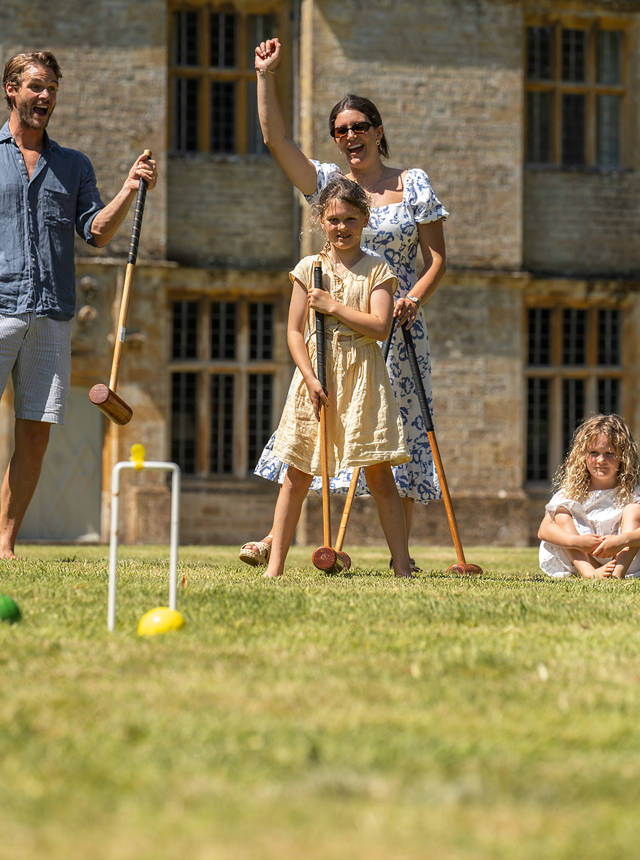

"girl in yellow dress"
[263, 175, 413, 578]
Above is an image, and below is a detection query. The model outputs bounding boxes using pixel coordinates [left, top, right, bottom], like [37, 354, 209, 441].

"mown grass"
[1, 543, 640, 859]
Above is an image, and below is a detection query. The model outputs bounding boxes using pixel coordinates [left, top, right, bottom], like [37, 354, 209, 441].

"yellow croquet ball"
[137, 607, 185, 637]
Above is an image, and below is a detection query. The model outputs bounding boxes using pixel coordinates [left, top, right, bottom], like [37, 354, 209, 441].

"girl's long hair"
[553, 414, 640, 503]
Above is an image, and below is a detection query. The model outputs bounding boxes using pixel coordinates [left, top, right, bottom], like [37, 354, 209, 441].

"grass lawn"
[1, 543, 640, 859]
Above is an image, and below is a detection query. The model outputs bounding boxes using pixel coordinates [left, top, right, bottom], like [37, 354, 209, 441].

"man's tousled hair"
[3, 51, 61, 110]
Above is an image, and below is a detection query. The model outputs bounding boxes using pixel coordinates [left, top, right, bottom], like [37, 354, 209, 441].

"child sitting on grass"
[538, 414, 640, 580]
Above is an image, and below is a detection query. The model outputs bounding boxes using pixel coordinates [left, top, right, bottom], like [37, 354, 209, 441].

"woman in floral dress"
[239, 38, 448, 570]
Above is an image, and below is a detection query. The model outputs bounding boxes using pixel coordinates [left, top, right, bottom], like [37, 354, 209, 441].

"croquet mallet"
[402, 325, 482, 576]
[310, 261, 348, 573]
[89, 150, 152, 425]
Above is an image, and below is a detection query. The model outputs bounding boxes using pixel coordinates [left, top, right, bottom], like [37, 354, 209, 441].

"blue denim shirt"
[0, 120, 104, 320]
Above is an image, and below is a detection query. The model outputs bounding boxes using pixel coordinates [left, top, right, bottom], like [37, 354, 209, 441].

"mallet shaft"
[108, 151, 151, 392]
[314, 261, 331, 548]
[402, 325, 467, 565]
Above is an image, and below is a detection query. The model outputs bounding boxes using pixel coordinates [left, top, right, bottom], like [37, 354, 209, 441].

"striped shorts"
[0, 313, 72, 424]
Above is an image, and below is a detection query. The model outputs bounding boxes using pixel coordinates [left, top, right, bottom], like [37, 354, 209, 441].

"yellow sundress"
[272, 252, 409, 476]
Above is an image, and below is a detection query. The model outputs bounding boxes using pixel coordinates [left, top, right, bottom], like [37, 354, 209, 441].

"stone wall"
[167, 157, 297, 269]
[524, 169, 640, 276]
[302, 0, 524, 269]
[0, 0, 168, 261]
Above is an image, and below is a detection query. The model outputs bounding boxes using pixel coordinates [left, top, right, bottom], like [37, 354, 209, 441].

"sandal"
[239, 541, 271, 567]
[389, 557, 423, 574]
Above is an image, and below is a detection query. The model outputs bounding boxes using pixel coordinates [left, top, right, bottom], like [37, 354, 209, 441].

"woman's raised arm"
[255, 38, 318, 196]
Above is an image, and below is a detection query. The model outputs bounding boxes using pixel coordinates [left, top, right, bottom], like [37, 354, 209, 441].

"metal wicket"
[107, 451, 181, 631]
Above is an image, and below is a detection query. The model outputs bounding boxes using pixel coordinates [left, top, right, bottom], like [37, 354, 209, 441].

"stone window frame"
[169, 294, 281, 478]
[524, 14, 633, 170]
[524, 300, 625, 485]
[168, 0, 287, 155]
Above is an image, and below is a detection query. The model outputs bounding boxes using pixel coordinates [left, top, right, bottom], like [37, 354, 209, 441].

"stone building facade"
[1, 0, 638, 547]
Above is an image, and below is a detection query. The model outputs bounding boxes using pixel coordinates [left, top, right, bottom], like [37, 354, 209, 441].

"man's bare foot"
[0, 547, 17, 560]
[262, 569, 283, 579]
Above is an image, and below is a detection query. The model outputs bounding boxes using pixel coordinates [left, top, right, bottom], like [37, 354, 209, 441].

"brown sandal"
[239, 541, 271, 566]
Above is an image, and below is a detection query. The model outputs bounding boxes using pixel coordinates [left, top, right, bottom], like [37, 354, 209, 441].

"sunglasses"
[332, 121, 373, 139]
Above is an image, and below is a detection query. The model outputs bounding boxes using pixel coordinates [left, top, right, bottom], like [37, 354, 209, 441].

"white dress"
[539, 485, 640, 578]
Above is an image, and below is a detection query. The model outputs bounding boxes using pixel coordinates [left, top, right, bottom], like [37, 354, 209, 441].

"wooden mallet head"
[311, 546, 351, 573]
[446, 562, 483, 576]
[88, 383, 133, 425]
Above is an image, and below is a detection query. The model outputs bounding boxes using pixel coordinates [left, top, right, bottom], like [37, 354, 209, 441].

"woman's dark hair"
[314, 175, 371, 221]
[328, 94, 389, 158]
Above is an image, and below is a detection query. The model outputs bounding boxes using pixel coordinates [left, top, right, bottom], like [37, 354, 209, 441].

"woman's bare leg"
[402, 497, 414, 539]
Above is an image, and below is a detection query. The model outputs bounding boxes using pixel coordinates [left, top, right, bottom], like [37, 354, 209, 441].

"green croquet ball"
[0, 594, 21, 624]
[138, 607, 185, 637]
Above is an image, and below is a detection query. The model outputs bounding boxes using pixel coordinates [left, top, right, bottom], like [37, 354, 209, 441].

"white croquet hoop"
[107, 459, 181, 631]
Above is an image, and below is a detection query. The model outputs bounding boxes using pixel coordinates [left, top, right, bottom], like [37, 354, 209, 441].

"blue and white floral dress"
[254, 161, 449, 504]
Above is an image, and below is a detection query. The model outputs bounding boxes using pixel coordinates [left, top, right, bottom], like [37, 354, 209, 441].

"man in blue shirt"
[0, 50, 158, 558]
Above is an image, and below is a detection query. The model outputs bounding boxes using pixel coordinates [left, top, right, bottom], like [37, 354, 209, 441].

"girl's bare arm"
[592, 528, 640, 558]
[538, 511, 603, 553]
[308, 280, 394, 341]
[287, 279, 328, 420]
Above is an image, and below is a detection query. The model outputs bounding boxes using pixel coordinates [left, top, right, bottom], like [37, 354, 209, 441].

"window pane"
[597, 309, 621, 365]
[597, 30, 622, 84]
[172, 78, 199, 153]
[562, 379, 585, 455]
[210, 302, 236, 360]
[210, 81, 235, 153]
[171, 372, 197, 474]
[526, 378, 550, 481]
[210, 375, 234, 473]
[562, 94, 585, 166]
[597, 94, 621, 168]
[249, 303, 274, 359]
[598, 378, 620, 415]
[172, 11, 198, 66]
[562, 309, 586, 365]
[248, 374, 274, 469]
[526, 92, 552, 163]
[527, 26, 553, 80]
[527, 308, 552, 365]
[210, 13, 236, 68]
[172, 301, 198, 359]
[246, 79, 268, 155]
[562, 29, 585, 82]
[246, 15, 276, 67]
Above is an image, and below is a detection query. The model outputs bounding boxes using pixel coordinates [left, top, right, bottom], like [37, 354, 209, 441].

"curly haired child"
[538, 414, 640, 579]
